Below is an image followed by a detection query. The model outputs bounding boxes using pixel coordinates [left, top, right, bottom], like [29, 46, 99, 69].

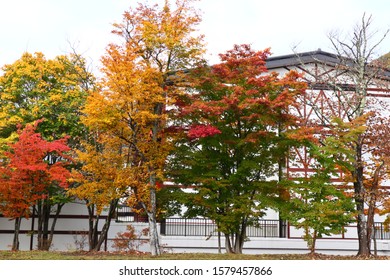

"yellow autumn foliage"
[70, 0, 205, 255]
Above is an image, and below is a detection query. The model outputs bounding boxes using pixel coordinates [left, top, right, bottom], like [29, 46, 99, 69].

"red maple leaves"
[0, 121, 71, 219]
[187, 124, 221, 139]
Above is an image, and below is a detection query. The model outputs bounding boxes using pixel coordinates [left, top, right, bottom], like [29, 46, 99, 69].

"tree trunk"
[233, 233, 243, 254]
[86, 200, 118, 251]
[354, 141, 370, 256]
[37, 200, 64, 251]
[45, 203, 65, 250]
[217, 229, 222, 254]
[223, 225, 247, 254]
[356, 194, 370, 256]
[30, 205, 36, 250]
[141, 104, 164, 256]
[87, 204, 99, 251]
[224, 233, 233, 253]
[36, 200, 44, 250]
[93, 200, 118, 251]
[12, 217, 22, 251]
[373, 224, 378, 256]
[233, 219, 247, 254]
[366, 192, 376, 254]
[310, 231, 317, 255]
[366, 161, 383, 256]
[145, 186, 161, 256]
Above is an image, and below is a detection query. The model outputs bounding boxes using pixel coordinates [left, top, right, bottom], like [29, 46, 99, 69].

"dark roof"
[266, 49, 342, 70]
[266, 49, 390, 80]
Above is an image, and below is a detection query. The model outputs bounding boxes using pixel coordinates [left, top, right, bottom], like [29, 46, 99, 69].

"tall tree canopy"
[317, 13, 390, 256]
[0, 52, 94, 147]
[169, 44, 307, 253]
[74, 0, 205, 255]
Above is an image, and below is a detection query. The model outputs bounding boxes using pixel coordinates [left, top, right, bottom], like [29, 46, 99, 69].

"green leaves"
[279, 121, 358, 253]
[0, 52, 94, 147]
[169, 45, 307, 252]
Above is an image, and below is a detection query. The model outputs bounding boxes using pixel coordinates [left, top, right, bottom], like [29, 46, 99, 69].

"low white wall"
[2, 218, 390, 256]
[160, 235, 390, 256]
[1, 201, 389, 255]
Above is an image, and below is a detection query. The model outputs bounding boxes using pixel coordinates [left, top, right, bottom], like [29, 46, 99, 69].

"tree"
[325, 14, 389, 256]
[0, 121, 71, 250]
[68, 134, 131, 251]
[169, 44, 307, 253]
[280, 117, 360, 254]
[292, 14, 390, 256]
[0, 52, 94, 146]
[79, 0, 205, 255]
[0, 51, 95, 250]
[361, 112, 390, 254]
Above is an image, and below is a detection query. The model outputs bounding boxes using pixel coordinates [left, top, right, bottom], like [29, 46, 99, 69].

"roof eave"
[266, 50, 341, 70]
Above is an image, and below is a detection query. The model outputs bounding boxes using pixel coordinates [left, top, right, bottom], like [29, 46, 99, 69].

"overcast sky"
[1, 0, 390, 73]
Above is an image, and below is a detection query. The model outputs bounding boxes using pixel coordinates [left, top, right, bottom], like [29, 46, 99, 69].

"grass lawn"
[0, 250, 389, 260]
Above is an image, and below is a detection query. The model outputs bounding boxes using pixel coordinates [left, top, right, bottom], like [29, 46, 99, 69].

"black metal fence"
[115, 206, 390, 240]
[374, 222, 390, 240]
[160, 218, 287, 238]
[115, 206, 148, 223]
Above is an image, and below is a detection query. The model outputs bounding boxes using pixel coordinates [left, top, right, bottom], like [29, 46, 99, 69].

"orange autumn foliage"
[71, 0, 206, 255]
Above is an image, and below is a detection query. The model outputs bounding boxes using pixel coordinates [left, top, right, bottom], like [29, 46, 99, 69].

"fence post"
[160, 219, 166, 235]
[287, 221, 291, 239]
[279, 219, 286, 238]
[381, 223, 384, 240]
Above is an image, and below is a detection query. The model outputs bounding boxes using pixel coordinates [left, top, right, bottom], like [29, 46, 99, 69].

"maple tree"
[0, 121, 71, 251]
[169, 44, 307, 253]
[75, 0, 205, 255]
[280, 117, 362, 254]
